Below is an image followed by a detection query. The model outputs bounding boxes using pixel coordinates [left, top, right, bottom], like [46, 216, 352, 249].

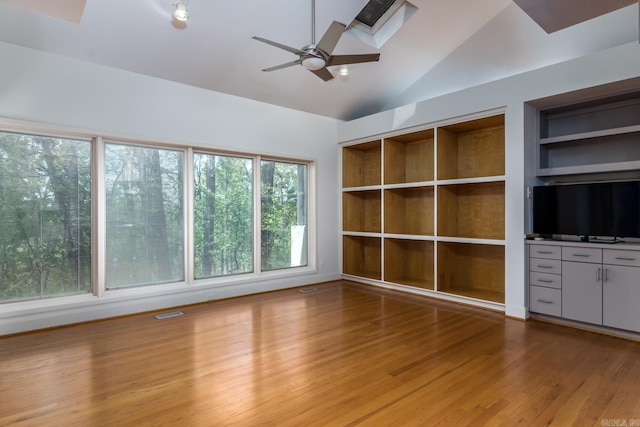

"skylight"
[347, 0, 418, 49]
[355, 0, 397, 28]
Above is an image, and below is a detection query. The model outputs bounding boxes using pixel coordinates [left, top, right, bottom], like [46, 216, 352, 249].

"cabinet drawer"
[530, 286, 561, 317]
[529, 245, 561, 260]
[603, 249, 640, 267]
[562, 246, 602, 263]
[530, 271, 561, 289]
[529, 258, 561, 274]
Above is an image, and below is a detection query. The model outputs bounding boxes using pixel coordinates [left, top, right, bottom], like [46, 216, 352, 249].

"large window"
[0, 126, 313, 304]
[261, 161, 308, 271]
[0, 131, 92, 302]
[104, 143, 185, 289]
[193, 153, 253, 278]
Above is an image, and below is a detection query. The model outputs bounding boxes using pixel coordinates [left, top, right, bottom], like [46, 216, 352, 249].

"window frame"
[0, 119, 317, 307]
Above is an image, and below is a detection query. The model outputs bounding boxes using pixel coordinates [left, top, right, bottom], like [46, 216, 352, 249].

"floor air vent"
[298, 287, 318, 293]
[154, 311, 184, 319]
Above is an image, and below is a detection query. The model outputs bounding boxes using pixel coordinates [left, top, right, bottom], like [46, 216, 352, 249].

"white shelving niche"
[537, 92, 640, 178]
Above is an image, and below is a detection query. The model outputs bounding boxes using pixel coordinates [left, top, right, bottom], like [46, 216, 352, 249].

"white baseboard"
[0, 273, 341, 336]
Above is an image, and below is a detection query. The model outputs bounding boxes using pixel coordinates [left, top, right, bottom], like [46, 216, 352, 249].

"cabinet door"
[603, 264, 640, 332]
[562, 261, 602, 325]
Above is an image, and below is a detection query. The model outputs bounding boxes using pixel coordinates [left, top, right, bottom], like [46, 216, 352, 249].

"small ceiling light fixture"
[173, 0, 189, 22]
[301, 49, 326, 71]
[339, 65, 349, 76]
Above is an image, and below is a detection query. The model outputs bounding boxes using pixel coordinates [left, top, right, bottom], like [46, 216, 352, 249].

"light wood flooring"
[1, 280, 640, 426]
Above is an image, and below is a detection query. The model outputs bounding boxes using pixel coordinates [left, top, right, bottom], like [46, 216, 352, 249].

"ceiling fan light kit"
[252, 0, 380, 81]
[302, 54, 326, 71]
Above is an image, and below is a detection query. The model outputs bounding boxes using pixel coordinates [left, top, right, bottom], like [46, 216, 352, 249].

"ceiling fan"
[252, 0, 380, 82]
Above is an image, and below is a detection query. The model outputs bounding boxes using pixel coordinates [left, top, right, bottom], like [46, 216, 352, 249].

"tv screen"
[533, 181, 640, 240]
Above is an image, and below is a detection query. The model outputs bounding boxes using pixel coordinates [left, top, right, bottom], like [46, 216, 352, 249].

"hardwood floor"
[1, 280, 640, 426]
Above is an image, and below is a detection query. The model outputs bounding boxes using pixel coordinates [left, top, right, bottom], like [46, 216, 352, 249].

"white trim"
[0, 272, 341, 336]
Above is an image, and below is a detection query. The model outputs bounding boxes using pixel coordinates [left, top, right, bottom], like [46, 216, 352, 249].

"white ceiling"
[0, 0, 637, 121]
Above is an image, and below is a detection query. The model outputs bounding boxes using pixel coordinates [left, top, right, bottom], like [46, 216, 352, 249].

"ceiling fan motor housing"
[301, 44, 328, 70]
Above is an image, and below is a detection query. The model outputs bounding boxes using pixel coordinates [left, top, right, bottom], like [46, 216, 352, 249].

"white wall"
[0, 41, 341, 335]
[338, 42, 640, 319]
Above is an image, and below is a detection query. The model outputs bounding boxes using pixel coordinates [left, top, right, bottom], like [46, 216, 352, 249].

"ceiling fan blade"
[310, 67, 334, 82]
[252, 36, 305, 55]
[328, 53, 380, 66]
[316, 21, 346, 56]
[262, 59, 303, 72]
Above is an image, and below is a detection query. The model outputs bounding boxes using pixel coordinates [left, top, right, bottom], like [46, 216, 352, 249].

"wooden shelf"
[343, 141, 381, 188]
[343, 190, 381, 233]
[437, 182, 505, 240]
[384, 129, 434, 184]
[437, 242, 505, 303]
[384, 187, 434, 235]
[437, 115, 505, 180]
[343, 236, 381, 280]
[384, 239, 434, 290]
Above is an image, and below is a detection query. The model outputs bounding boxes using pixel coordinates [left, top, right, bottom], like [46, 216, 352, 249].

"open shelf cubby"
[343, 190, 381, 233]
[343, 236, 381, 280]
[536, 92, 640, 176]
[342, 140, 381, 188]
[384, 187, 434, 235]
[437, 241, 505, 303]
[437, 182, 505, 239]
[384, 238, 434, 289]
[384, 129, 434, 184]
[539, 132, 640, 171]
[437, 115, 505, 180]
[540, 94, 640, 139]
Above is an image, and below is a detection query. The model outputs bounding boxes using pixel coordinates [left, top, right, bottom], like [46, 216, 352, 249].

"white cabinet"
[527, 241, 640, 334]
[602, 251, 640, 331]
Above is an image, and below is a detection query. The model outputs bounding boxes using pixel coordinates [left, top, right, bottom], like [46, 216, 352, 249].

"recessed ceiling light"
[173, 1, 189, 22]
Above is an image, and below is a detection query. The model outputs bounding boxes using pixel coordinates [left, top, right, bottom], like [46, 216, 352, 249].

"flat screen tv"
[533, 181, 640, 241]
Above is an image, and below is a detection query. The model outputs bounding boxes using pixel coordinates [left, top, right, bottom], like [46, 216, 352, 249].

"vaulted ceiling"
[0, 0, 637, 121]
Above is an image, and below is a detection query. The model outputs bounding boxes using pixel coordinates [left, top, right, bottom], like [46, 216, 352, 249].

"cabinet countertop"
[525, 239, 640, 251]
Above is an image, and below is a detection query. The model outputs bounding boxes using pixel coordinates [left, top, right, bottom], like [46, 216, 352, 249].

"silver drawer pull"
[572, 253, 590, 257]
[537, 299, 553, 304]
[615, 256, 636, 261]
[537, 279, 554, 283]
[537, 265, 554, 269]
[536, 251, 553, 254]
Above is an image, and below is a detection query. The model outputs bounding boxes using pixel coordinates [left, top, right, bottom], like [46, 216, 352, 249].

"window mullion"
[254, 156, 262, 275]
[185, 148, 194, 284]
[94, 136, 106, 297]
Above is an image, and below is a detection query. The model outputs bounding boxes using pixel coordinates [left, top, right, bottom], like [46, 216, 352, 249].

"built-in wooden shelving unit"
[341, 114, 506, 308]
